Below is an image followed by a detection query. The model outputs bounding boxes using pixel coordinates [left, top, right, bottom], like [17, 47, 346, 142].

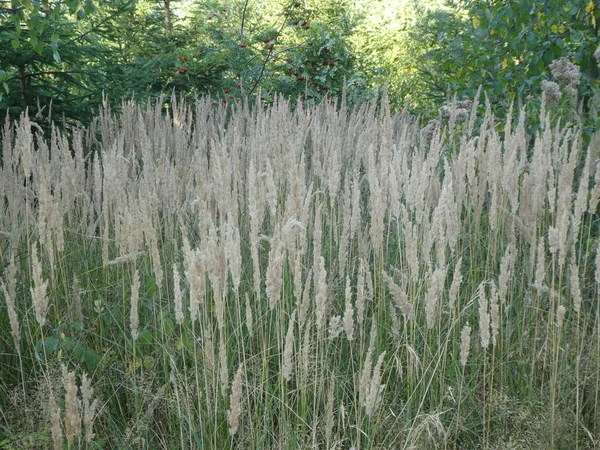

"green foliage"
[421, 0, 600, 124]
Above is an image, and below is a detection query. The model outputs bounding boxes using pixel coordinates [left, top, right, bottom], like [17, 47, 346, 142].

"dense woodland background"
[1, 0, 600, 129]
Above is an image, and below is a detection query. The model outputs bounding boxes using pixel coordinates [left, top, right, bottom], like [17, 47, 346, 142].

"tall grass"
[1, 93, 599, 449]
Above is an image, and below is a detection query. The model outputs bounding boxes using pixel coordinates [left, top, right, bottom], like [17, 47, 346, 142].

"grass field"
[1, 93, 599, 449]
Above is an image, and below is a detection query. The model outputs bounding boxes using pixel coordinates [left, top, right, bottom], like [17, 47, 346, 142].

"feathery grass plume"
[314, 255, 328, 333]
[80, 372, 98, 444]
[49, 391, 63, 450]
[219, 333, 229, 398]
[62, 365, 81, 447]
[300, 316, 312, 380]
[541, 81, 562, 107]
[227, 363, 244, 436]
[31, 243, 49, 328]
[298, 269, 312, 331]
[328, 315, 343, 340]
[343, 275, 354, 341]
[181, 230, 204, 324]
[448, 256, 463, 314]
[293, 251, 304, 305]
[1, 280, 20, 351]
[16, 112, 34, 179]
[478, 282, 490, 350]
[130, 269, 140, 341]
[244, 293, 254, 337]
[425, 266, 446, 329]
[569, 262, 582, 313]
[534, 236, 546, 294]
[206, 226, 227, 330]
[404, 220, 420, 281]
[367, 150, 385, 255]
[350, 174, 362, 241]
[381, 269, 414, 320]
[460, 324, 472, 368]
[489, 281, 500, 347]
[588, 160, 600, 214]
[572, 148, 592, 241]
[356, 260, 367, 326]
[556, 304, 566, 329]
[266, 225, 285, 310]
[498, 242, 515, 305]
[282, 310, 296, 382]
[225, 217, 242, 293]
[172, 263, 184, 325]
[359, 318, 377, 411]
[365, 351, 386, 418]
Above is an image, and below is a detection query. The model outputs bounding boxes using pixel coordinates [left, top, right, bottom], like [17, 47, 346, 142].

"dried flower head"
[594, 47, 600, 67]
[549, 57, 581, 87]
[541, 80, 562, 106]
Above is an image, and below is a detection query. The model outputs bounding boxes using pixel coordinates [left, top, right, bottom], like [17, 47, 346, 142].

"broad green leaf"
[472, 16, 480, 29]
[51, 33, 59, 42]
[53, 50, 61, 63]
[11, 40, 19, 50]
[83, 348, 101, 371]
[34, 42, 43, 55]
[35, 336, 59, 360]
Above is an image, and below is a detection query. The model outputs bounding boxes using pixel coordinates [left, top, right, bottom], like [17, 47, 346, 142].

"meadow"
[0, 92, 599, 449]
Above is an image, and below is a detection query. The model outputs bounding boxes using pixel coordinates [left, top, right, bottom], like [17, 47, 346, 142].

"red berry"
[292, 20, 299, 25]
[223, 89, 230, 94]
[266, 44, 274, 50]
[240, 43, 247, 48]
[178, 67, 188, 74]
[301, 20, 307, 26]
[236, 83, 242, 88]
[230, 95, 235, 99]
[263, 38, 270, 43]
[179, 56, 187, 61]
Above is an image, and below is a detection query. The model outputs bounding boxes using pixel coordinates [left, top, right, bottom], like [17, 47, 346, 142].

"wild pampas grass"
[1, 90, 600, 449]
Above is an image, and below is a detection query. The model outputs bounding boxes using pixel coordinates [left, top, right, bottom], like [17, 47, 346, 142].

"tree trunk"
[164, 0, 172, 36]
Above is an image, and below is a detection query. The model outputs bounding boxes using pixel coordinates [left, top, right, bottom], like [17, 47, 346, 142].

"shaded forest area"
[1, 0, 600, 130]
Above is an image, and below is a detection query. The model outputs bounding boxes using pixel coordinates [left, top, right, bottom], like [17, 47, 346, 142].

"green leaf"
[59, 337, 74, 350]
[53, 50, 61, 63]
[34, 42, 43, 55]
[83, 348, 101, 371]
[35, 336, 59, 360]
[11, 40, 20, 50]
[51, 33, 59, 42]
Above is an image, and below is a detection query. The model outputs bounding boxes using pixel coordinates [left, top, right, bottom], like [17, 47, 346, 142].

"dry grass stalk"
[62, 365, 81, 447]
[130, 269, 140, 340]
[1, 279, 20, 351]
[31, 243, 49, 328]
[227, 363, 244, 436]
[460, 324, 471, 368]
[282, 310, 296, 382]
